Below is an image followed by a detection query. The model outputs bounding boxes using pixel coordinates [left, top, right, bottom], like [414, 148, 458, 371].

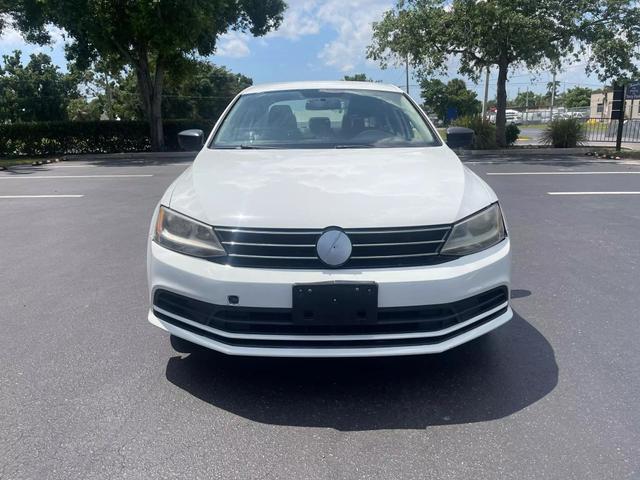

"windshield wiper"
[334, 144, 375, 149]
[214, 144, 278, 150]
[238, 144, 278, 149]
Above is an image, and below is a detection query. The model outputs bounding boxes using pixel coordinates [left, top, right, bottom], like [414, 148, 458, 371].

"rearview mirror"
[306, 98, 342, 110]
[445, 127, 474, 149]
[178, 129, 204, 151]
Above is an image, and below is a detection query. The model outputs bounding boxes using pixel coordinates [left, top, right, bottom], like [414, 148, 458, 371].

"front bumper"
[147, 239, 512, 357]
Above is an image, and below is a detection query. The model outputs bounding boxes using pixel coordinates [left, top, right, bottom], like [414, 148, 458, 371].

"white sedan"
[147, 81, 511, 357]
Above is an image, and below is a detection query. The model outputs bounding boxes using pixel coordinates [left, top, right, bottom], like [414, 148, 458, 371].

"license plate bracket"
[292, 282, 378, 325]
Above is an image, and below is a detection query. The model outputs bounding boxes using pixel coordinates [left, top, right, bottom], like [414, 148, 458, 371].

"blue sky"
[0, 0, 604, 102]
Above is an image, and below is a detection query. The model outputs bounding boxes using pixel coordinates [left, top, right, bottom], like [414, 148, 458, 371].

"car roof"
[241, 81, 404, 95]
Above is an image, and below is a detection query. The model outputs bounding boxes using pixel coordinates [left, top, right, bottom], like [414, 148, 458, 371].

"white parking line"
[488, 171, 640, 175]
[548, 191, 640, 195]
[0, 174, 153, 179]
[0, 195, 84, 199]
[49, 164, 97, 168]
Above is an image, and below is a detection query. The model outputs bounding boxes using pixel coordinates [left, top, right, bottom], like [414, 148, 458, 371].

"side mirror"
[445, 126, 474, 149]
[178, 129, 204, 151]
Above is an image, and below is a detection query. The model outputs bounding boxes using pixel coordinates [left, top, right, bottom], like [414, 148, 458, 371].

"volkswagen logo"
[316, 228, 352, 267]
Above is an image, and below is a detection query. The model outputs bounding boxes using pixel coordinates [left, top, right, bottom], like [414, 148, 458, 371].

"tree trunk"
[134, 54, 165, 151]
[495, 60, 509, 147]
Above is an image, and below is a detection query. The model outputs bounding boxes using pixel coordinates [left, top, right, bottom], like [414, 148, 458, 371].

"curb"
[456, 147, 597, 157]
[62, 151, 197, 161]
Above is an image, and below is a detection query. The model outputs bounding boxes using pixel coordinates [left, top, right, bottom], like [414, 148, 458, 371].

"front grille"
[153, 287, 508, 340]
[212, 225, 452, 269]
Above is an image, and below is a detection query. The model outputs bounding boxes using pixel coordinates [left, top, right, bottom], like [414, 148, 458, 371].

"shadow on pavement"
[511, 289, 532, 299]
[0, 156, 193, 175]
[165, 311, 557, 430]
[82, 156, 194, 167]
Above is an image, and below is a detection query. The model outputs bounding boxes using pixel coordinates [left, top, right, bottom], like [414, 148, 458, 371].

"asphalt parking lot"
[1, 154, 639, 479]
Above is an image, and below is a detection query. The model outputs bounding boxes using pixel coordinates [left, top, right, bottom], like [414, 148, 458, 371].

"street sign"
[611, 83, 626, 151]
[626, 82, 640, 100]
[611, 84, 625, 120]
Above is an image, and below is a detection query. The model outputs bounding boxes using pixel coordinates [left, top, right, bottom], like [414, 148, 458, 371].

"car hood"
[169, 146, 496, 228]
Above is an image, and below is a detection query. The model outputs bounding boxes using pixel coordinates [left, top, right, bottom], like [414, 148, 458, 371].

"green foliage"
[0, 120, 215, 157]
[511, 85, 594, 109]
[368, 0, 585, 146]
[420, 78, 480, 124]
[541, 118, 586, 148]
[71, 59, 252, 122]
[579, 1, 640, 81]
[163, 61, 252, 120]
[12, 0, 285, 149]
[505, 124, 520, 146]
[562, 86, 594, 108]
[68, 60, 142, 120]
[66, 97, 102, 121]
[452, 116, 497, 150]
[545, 80, 561, 98]
[0, 50, 79, 122]
[511, 91, 548, 109]
[343, 74, 371, 82]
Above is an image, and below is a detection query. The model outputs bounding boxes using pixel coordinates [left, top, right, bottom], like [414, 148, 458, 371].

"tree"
[545, 80, 561, 99]
[420, 78, 480, 123]
[0, 50, 79, 122]
[512, 91, 547, 109]
[15, 0, 285, 150]
[343, 74, 372, 82]
[578, 1, 640, 82]
[67, 97, 102, 121]
[76, 59, 252, 121]
[163, 60, 252, 120]
[562, 86, 593, 108]
[0, 2, 8, 35]
[368, 0, 583, 146]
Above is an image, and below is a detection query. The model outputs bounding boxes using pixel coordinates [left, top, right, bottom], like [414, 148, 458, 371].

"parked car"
[147, 81, 511, 357]
[489, 109, 522, 125]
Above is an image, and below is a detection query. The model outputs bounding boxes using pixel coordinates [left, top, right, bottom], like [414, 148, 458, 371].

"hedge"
[0, 120, 216, 157]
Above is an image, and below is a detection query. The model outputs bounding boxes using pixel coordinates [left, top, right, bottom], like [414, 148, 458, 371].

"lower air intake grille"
[153, 286, 508, 337]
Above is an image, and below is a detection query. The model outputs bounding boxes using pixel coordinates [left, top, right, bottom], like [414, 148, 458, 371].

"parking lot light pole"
[550, 71, 556, 122]
[482, 67, 490, 120]
[405, 54, 410, 95]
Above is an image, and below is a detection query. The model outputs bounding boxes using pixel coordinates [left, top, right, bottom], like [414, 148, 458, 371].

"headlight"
[154, 206, 226, 258]
[440, 203, 506, 256]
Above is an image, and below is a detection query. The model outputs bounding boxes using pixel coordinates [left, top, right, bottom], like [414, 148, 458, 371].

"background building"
[590, 91, 640, 119]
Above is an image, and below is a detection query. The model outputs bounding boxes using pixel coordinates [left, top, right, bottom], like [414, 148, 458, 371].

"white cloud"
[267, 0, 321, 40]
[312, 0, 393, 72]
[1, 25, 25, 46]
[266, 0, 393, 72]
[0, 19, 66, 54]
[216, 31, 251, 58]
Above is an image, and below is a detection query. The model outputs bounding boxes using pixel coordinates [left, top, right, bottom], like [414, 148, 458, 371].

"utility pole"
[525, 88, 529, 125]
[405, 54, 410, 95]
[482, 67, 490, 120]
[549, 71, 557, 122]
[104, 72, 113, 120]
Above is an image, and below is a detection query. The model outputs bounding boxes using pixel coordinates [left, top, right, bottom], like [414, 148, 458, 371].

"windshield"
[210, 89, 440, 149]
